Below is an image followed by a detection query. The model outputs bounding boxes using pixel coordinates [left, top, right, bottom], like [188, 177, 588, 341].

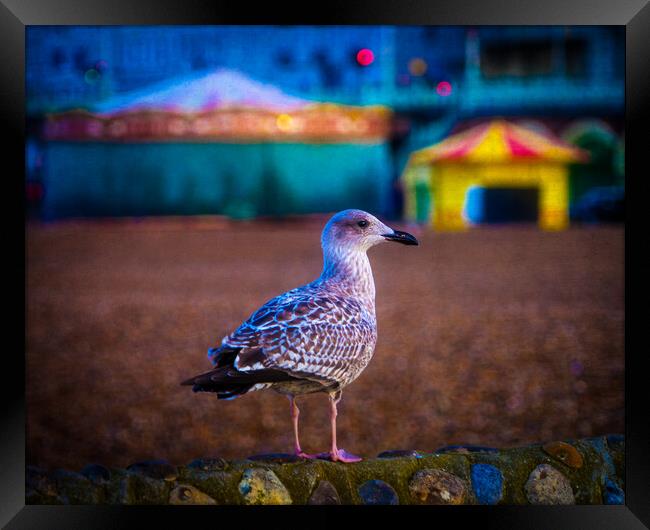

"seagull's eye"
[357, 220, 369, 228]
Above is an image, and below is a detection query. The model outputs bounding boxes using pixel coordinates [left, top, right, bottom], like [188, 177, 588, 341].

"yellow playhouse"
[401, 119, 588, 231]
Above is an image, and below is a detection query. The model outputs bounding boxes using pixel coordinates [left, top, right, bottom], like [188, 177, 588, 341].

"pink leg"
[321, 392, 362, 463]
[289, 396, 318, 459]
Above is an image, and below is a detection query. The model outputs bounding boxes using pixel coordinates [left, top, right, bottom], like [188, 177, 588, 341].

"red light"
[436, 81, 452, 96]
[356, 48, 375, 66]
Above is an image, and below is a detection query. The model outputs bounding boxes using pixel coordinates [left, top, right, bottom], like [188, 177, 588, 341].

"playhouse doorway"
[465, 186, 539, 225]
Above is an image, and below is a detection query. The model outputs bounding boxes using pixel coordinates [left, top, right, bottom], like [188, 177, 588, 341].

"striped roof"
[409, 119, 589, 165]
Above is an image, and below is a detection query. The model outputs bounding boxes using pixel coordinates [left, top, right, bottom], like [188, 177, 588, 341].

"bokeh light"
[436, 80, 452, 96]
[408, 57, 428, 76]
[84, 68, 100, 84]
[275, 113, 294, 132]
[356, 48, 375, 66]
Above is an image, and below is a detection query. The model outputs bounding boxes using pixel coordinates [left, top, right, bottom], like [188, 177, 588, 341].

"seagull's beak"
[382, 229, 419, 246]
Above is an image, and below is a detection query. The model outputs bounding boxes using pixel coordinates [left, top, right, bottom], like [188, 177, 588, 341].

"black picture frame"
[4, 0, 648, 528]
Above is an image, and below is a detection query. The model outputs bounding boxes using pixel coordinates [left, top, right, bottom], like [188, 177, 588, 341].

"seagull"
[181, 209, 418, 463]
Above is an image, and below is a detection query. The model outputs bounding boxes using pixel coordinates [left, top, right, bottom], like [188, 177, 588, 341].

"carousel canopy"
[92, 68, 311, 114]
[44, 68, 391, 143]
[409, 119, 589, 165]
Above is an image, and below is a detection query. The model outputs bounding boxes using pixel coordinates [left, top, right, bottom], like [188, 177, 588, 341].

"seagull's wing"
[212, 289, 376, 384]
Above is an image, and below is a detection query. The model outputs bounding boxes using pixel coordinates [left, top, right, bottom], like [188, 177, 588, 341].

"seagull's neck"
[318, 245, 375, 303]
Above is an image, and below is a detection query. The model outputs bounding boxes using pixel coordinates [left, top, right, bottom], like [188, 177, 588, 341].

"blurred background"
[26, 26, 624, 470]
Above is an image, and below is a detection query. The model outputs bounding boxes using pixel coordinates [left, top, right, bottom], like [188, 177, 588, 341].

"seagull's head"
[321, 209, 419, 253]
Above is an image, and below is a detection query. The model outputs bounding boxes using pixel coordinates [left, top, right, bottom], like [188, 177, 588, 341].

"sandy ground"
[26, 217, 624, 470]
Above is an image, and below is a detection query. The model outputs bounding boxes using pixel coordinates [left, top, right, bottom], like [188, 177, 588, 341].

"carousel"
[41, 69, 393, 219]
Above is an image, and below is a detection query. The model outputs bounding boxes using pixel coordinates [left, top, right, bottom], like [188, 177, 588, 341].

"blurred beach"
[26, 218, 623, 470]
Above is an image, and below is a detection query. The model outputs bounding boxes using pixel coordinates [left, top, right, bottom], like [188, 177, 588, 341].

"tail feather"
[181, 366, 298, 400]
[207, 345, 238, 367]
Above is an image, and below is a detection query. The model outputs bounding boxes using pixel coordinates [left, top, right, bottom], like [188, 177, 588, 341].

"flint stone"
[409, 468, 466, 505]
[358, 480, 399, 505]
[542, 441, 584, 469]
[525, 464, 575, 505]
[471, 463, 503, 505]
[606, 434, 624, 448]
[308, 480, 341, 505]
[603, 478, 624, 505]
[238, 468, 292, 505]
[81, 463, 111, 484]
[169, 484, 217, 505]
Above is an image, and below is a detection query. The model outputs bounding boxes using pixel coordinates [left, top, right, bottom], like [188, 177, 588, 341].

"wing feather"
[214, 288, 376, 383]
